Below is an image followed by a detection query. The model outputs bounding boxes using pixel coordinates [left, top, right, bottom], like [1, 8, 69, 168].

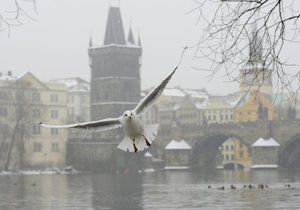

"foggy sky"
[0, 0, 299, 95]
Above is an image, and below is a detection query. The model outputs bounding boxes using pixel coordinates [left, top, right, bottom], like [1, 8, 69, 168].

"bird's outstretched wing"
[40, 117, 122, 132]
[134, 66, 178, 115]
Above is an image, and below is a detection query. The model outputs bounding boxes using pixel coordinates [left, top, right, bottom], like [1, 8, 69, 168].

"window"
[226, 155, 229, 160]
[0, 91, 9, 100]
[226, 145, 229, 151]
[81, 95, 86, 102]
[32, 125, 41, 135]
[52, 143, 59, 152]
[51, 94, 58, 102]
[0, 107, 7, 117]
[0, 124, 9, 133]
[34, 143, 42, 152]
[240, 151, 244, 158]
[32, 92, 40, 101]
[231, 145, 234, 150]
[51, 110, 59, 119]
[51, 128, 59, 135]
[32, 109, 40, 118]
[231, 154, 234, 160]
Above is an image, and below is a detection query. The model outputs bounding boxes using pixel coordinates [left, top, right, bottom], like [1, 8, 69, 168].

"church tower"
[88, 6, 142, 122]
[239, 27, 273, 95]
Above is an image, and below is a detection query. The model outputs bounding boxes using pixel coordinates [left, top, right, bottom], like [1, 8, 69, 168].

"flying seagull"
[40, 66, 179, 153]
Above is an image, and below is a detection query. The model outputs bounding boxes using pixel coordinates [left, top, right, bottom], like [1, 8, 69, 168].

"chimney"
[7, 71, 12, 76]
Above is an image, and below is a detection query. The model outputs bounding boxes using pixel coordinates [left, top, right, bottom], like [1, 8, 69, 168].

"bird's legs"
[142, 135, 151, 147]
[133, 139, 138, 153]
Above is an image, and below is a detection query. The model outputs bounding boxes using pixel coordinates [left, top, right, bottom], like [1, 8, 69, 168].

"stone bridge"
[158, 120, 300, 170]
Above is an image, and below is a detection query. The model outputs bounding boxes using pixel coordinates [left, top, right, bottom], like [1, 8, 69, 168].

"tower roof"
[247, 25, 263, 64]
[138, 34, 142, 46]
[89, 35, 93, 47]
[127, 27, 135, 44]
[103, 7, 126, 45]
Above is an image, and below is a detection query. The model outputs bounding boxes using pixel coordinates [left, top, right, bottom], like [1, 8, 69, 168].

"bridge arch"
[191, 131, 251, 170]
[278, 133, 300, 169]
[223, 162, 244, 170]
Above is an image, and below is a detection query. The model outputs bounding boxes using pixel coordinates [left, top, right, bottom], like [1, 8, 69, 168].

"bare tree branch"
[0, 0, 37, 36]
[190, 0, 300, 100]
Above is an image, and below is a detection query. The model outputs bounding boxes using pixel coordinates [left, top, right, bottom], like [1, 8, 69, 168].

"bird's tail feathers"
[117, 124, 159, 153]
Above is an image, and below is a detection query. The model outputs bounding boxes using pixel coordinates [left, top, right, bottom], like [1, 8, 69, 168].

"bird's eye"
[131, 113, 133, 116]
[125, 114, 127, 116]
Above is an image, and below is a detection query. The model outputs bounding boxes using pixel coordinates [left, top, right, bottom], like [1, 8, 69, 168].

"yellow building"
[220, 138, 252, 170]
[229, 91, 277, 169]
[235, 91, 277, 122]
[0, 72, 68, 169]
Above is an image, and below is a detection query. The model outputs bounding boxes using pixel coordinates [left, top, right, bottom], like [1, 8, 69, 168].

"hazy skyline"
[0, 0, 299, 95]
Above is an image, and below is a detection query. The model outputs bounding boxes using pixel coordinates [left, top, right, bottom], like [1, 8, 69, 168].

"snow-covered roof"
[50, 78, 90, 92]
[194, 99, 209, 109]
[0, 72, 16, 81]
[162, 88, 209, 99]
[251, 164, 278, 169]
[144, 152, 153, 157]
[183, 89, 209, 99]
[251, 137, 280, 147]
[242, 62, 272, 71]
[90, 43, 141, 49]
[165, 139, 191, 150]
[163, 88, 185, 97]
[0, 74, 15, 81]
[159, 102, 180, 112]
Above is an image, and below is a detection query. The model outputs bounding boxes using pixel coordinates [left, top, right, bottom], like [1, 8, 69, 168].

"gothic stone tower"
[88, 6, 142, 123]
[239, 26, 273, 95]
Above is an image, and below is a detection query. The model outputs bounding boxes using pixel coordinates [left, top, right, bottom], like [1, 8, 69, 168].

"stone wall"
[165, 150, 190, 167]
[252, 147, 279, 166]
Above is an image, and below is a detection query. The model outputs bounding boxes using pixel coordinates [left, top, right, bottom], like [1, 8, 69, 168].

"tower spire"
[138, 33, 142, 46]
[103, 6, 126, 45]
[89, 32, 93, 47]
[127, 26, 135, 45]
[248, 24, 263, 65]
[137, 28, 142, 46]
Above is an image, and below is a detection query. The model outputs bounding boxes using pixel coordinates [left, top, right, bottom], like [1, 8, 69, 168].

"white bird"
[40, 66, 179, 153]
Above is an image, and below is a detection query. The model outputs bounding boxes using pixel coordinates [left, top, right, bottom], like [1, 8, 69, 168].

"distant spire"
[127, 27, 135, 44]
[248, 24, 263, 64]
[103, 6, 126, 45]
[89, 33, 93, 47]
[138, 32, 142, 46]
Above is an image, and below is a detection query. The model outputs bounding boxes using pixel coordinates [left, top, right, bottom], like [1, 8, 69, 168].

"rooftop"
[251, 137, 280, 147]
[50, 78, 90, 92]
[165, 139, 191, 150]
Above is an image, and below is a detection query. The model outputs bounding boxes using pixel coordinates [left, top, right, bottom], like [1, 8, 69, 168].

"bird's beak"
[128, 116, 132, 120]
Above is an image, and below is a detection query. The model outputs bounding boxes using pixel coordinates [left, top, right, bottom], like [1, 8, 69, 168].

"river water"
[0, 170, 300, 210]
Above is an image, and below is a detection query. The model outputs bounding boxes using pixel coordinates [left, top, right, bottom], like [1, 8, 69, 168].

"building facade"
[50, 78, 90, 123]
[235, 91, 277, 122]
[0, 71, 68, 170]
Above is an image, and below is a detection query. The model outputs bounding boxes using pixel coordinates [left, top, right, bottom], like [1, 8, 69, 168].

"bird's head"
[123, 110, 133, 121]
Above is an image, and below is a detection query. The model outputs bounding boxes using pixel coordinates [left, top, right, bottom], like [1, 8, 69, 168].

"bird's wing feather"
[134, 66, 178, 115]
[40, 117, 122, 132]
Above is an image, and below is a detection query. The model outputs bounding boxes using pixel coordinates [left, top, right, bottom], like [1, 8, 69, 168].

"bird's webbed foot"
[142, 135, 151, 147]
[133, 139, 138, 153]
